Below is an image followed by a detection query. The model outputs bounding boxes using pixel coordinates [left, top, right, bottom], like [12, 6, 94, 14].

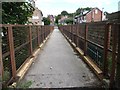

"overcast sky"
[35, 0, 119, 17]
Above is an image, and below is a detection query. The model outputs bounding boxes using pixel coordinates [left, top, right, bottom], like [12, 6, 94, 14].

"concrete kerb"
[60, 30, 103, 81]
[8, 32, 53, 88]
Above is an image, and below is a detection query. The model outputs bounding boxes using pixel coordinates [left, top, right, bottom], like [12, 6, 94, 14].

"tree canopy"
[75, 7, 92, 16]
[42, 17, 50, 25]
[55, 14, 61, 25]
[61, 11, 68, 16]
[2, 2, 34, 24]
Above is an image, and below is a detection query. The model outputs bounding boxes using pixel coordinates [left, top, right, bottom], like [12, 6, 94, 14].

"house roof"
[75, 7, 102, 18]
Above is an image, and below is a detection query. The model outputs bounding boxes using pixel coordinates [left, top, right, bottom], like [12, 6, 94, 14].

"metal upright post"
[103, 23, 110, 77]
[115, 23, 120, 88]
[76, 24, 79, 47]
[109, 24, 118, 87]
[8, 25, 16, 78]
[84, 24, 88, 56]
[37, 26, 40, 46]
[0, 25, 3, 89]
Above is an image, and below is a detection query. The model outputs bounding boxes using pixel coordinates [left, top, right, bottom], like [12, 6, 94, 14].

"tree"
[2, 2, 34, 24]
[75, 7, 92, 16]
[1, 2, 34, 82]
[42, 17, 50, 25]
[65, 18, 73, 24]
[61, 11, 68, 16]
[75, 8, 82, 16]
[55, 14, 61, 25]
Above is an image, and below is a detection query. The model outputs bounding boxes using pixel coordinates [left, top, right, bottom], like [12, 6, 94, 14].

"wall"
[86, 8, 102, 22]
[29, 8, 43, 25]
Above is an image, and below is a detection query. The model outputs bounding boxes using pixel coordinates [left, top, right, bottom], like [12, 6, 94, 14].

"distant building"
[48, 15, 54, 25]
[29, 7, 43, 25]
[75, 7, 103, 23]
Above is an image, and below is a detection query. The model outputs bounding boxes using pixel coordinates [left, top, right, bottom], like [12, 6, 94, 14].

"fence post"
[0, 25, 3, 84]
[76, 24, 79, 47]
[29, 26, 33, 56]
[115, 24, 120, 88]
[84, 24, 88, 56]
[43, 26, 45, 40]
[109, 24, 118, 87]
[40, 26, 43, 43]
[103, 23, 110, 77]
[37, 26, 40, 46]
[8, 25, 16, 78]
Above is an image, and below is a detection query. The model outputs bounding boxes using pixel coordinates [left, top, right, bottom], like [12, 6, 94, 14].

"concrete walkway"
[20, 27, 101, 88]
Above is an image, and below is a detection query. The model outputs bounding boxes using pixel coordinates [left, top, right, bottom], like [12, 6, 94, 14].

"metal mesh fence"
[12, 25, 30, 70]
[87, 23, 105, 46]
[87, 23, 106, 69]
[31, 26, 38, 52]
[1, 24, 53, 85]
[59, 22, 119, 77]
[78, 24, 85, 51]
[2, 26, 12, 82]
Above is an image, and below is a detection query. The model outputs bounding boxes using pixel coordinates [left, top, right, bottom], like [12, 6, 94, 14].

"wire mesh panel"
[41, 26, 44, 43]
[87, 23, 105, 46]
[87, 23, 106, 69]
[39, 26, 43, 44]
[1, 24, 53, 85]
[72, 25, 77, 45]
[12, 25, 30, 70]
[87, 42, 104, 68]
[78, 24, 86, 51]
[59, 22, 119, 83]
[2, 26, 12, 83]
[31, 25, 38, 52]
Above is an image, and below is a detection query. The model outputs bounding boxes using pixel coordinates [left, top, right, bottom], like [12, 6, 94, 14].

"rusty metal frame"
[84, 24, 88, 56]
[0, 25, 3, 81]
[115, 23, 120, 88]
[37, 26, 40, 46]
[76, 25, 79, 47]
[109, 23, 118, 87]
[103, 23, 111, 77]
[8, 25, 16, 78]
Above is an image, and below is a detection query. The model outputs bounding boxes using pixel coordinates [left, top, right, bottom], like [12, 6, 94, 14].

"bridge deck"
[20, 27, 101, 88]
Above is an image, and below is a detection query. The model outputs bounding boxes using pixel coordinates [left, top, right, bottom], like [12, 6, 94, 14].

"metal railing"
[1, 24, 54, 85]
[59, 22, 119, 86]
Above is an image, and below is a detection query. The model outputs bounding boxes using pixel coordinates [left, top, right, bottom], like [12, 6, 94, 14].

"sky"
[35, 0, 120, 17]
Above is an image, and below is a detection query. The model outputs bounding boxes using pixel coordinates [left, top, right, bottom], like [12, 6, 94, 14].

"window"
[32, 16, 39, 19]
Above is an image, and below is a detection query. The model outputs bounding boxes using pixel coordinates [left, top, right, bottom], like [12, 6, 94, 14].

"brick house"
[75, 8, 102, 23]
[29, 7, 43, 25]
